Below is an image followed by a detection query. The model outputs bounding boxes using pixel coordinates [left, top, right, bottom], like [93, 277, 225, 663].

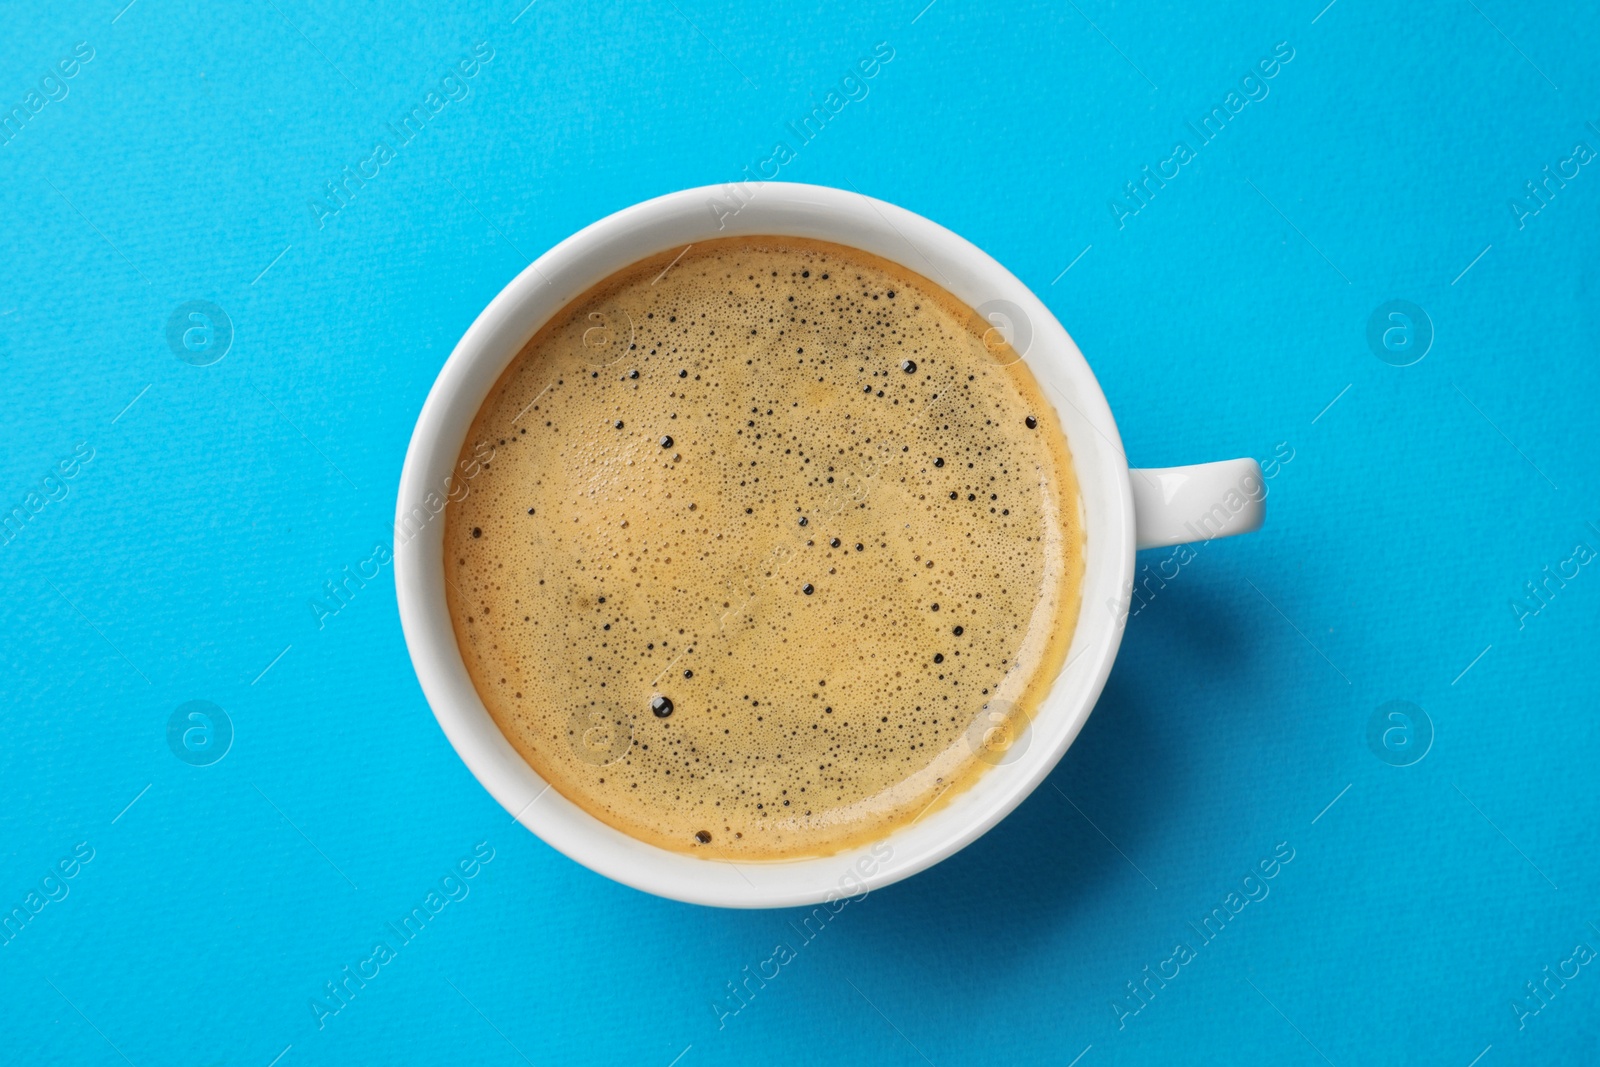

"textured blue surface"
[3, 1, 1599, 1064]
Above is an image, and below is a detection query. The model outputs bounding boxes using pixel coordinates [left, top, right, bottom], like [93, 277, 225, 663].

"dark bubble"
[953, 626, 964, 636]
[802, 584, 815, 595]
[684, 669, 693, 679]
[628, 369, 639, 379]
[901, 360, 917, 374]
[1025, 415, 1038, 429]
[660, 435, 674, 448]
[829, 538, 840, 548]
[613, 420, 624, 429]
[798, 516, 808, 527]
[934, 458, 944, 467]
[678, 369, 688, 378]
[650, 695, 674, 718]
[930, 603, 940, 611]
[695, 830, 711, 843]
[933, 654, 944, 664]
[855, 543, 864, 552]
[471, 527, 482, 538]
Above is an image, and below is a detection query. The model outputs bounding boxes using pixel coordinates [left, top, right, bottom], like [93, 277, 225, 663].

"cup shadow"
[831, 578, 1248, 972]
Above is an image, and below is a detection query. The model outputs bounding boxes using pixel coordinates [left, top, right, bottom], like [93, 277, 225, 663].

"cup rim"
[394, 182, 1134, 908]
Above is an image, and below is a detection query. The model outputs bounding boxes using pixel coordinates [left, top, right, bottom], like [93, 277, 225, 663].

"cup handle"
[1129, 459, 1265, 550]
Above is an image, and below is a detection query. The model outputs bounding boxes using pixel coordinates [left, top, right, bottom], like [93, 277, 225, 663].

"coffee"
[444, 237, 1082, 859]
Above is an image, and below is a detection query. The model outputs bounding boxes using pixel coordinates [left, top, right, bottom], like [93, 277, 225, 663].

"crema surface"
[444, 238, 1082, 858]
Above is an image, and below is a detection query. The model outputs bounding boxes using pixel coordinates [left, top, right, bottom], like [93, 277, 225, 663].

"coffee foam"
[444, 237, 1082, 859]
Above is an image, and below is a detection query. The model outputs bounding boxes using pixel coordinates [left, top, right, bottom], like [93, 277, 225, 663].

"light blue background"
[3, 0, 1598, 1064]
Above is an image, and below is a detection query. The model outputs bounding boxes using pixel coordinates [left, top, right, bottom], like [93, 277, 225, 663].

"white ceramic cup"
[395, 182, 1264, 909]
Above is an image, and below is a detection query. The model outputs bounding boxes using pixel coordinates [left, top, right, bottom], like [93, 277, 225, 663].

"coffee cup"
[395, 182, 1263, 908]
